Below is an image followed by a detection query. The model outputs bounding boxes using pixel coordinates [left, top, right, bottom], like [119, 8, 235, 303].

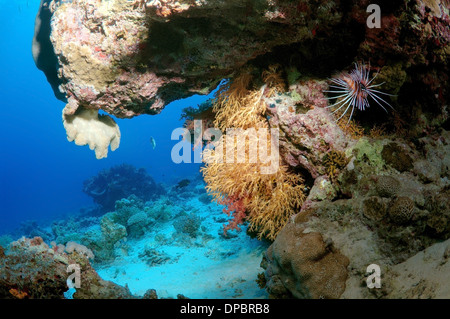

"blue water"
[0, 0, 211, 233]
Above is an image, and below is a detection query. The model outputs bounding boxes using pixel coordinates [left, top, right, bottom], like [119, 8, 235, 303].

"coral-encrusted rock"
[265, 83, 353, 178]
[0, 237, 133, 299]
[263, 215, 350, 299]
[82, 164, 165, 211]
[34, 0, 449, 160]
[266, 129, 449, 298]
[36, 0, 450, 120]
[37, 0, 348, 118]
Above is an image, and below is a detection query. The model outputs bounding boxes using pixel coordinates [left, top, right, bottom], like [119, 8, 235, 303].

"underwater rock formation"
[0, 237, 133, 299]
[262, 129, 450, 298]
[32, 0, 450, 299]
[262, 219, 350, 299]
[35, 0, 449, 157]
[82, 164, 165, 211]
[264, 84, 351, 179]
[36, 0, 346, 118]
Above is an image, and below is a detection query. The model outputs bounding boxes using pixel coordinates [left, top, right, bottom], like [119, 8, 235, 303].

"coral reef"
[82, 164, 165, 211]
[0, 237, 133, 299]
[34, 0, 449, 157]
[262, 128, 450, 298]
[36, 0, 350, 118]
[31, 0, 450, 299]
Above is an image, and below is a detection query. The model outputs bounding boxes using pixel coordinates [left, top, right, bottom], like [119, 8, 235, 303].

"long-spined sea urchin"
[325, 62, 395, 123]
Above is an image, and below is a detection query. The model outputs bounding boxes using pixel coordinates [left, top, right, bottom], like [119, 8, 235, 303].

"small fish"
[149, 136, 156, 149]
[175, 179, 190, 189]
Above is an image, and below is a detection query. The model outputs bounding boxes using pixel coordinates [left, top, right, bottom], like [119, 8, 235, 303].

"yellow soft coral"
[202, 135, 305, 240]
[338, 118, 365, 139]
[213, 73, 267, 131]
[202, 73, 305, 240]
[262, 64, 287, 96]
[322, 150, 349, 182]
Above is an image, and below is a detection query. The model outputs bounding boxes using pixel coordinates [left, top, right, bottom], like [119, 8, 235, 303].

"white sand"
[96, 196, 269, 299]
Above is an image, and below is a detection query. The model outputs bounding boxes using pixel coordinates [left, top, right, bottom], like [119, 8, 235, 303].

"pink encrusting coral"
[265, 82, 352, 179]
[49, 0, 180, 118]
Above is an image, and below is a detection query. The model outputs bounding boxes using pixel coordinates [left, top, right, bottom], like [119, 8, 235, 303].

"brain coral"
[375, 175, 401, 198]
[388, 197, 415, 225]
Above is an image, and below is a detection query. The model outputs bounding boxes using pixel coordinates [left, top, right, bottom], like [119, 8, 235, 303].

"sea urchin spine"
[325, 62, 394, 123]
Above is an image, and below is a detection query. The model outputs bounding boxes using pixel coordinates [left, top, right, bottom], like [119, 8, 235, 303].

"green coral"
[375, 62, 408, 96]
[350, 138, 386, 172]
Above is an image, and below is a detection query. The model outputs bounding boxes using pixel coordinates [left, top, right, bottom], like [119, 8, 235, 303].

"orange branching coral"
[338, 118, 365, 139]
[322, 150, 349, 182]
[202, 74, 305, 240]
[369, 124, 388, 139]
[262, 64, 287, 96]
[213, 73, 267, 131]
[9, 288, 28, 299]
[202, 146, 305, 240]
[218, 195, 248, 235]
